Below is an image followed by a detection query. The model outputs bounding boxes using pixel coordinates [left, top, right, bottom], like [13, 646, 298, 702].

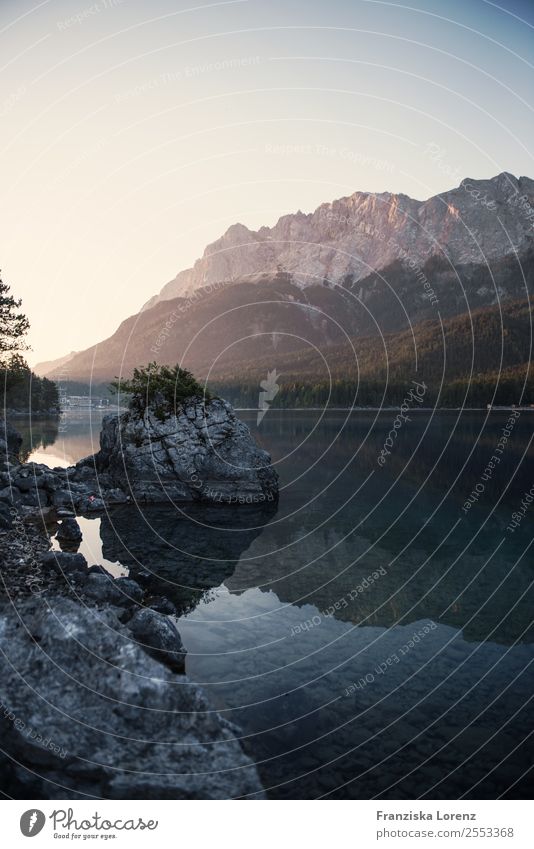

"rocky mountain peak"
[144, 173, 533, 309]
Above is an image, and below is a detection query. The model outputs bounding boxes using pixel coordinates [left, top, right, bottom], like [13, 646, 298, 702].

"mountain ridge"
[37, 173, 534, 386]
[143, 172, 534, 309]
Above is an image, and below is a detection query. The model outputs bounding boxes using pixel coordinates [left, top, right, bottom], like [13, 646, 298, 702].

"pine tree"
[0, 274, 29, 361]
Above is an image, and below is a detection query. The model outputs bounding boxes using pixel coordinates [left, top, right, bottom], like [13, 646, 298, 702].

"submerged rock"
[0, 596, 264, 799]
[88, 397, 278, 505]
[99, 502, 277, 612]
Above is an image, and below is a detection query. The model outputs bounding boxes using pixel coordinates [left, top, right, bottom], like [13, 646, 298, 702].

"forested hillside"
[210, 299, 534, 408]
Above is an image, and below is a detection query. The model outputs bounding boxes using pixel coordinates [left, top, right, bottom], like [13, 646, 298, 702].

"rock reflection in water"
[99, 502, 278, 613]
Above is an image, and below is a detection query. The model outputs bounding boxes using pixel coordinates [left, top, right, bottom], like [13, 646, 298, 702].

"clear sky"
[1, 0, 533, 364]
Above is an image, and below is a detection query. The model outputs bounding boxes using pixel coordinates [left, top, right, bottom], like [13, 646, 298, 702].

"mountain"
[209, 297, 533, 383]
[46, 250, 534, 386]
[33, 351, 78, 378]
[39, 173, 534, 392]
[144, 172, 534, 308]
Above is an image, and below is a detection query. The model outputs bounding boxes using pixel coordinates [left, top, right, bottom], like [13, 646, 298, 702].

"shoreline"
[234, 406, 533, 412]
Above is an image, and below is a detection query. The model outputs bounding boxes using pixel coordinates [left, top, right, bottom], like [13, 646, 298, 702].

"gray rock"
[91, 398, 278, 505]
[83, 496, 105, 512]
[13, 475, 35, 493]
[40, 551, 88, 575]
[105, 488, 128, 504]
[81, 572, 126, 605]
[81, 573, 143, 609]
[0, 596, 264, 799]
[0, 485, 21, 503]
[56, 507, 76, 518]
[146, 173, 534, 305]
[56, 518, 82, 542]
[145, 595, 177, 615]
[52, 489, 77, 508]
[114, 576, 144, 603]
[126, 607, 186, 673]
[19, 488, 49, 509]
[0, 501, 13, 529]
[42, 473, 61, 492]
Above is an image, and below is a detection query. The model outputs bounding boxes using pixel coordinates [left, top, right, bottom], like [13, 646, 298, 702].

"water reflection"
[51, 516, 127, 577]
[18, 417, 59, 463]
[179, 591, 533, 799]
[24, 409, 534, 799]
[98, 502, 278, 612]
[23, 410, 108, 466]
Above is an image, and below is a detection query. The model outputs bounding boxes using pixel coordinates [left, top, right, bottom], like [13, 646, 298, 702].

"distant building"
[62, 396, 110, 409]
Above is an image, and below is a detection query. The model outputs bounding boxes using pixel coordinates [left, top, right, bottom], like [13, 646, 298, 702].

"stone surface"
[0, 596, 264, 799]
[0, 500, 13, 529]
[0, 396, 278, 512]
[126, 606, 186, 672]
[35, 174, 534, 388]
[91, 398, 279, 505]
[81, 572, 131, 606]
[145, 172, 534, 304]
[55, 517, 82, 542]
[40, 551, 88, 575]
[114, 576, 144, 603]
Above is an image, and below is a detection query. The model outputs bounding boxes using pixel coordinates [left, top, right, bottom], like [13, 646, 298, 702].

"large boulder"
[0, 596, 264, 799]
[87, 398, 278, 504]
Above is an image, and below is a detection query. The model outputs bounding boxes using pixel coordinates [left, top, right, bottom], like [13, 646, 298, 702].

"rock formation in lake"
[0, 392, 278, 518]
[88, 397, 278, 505]
[0, 596, 264, 799]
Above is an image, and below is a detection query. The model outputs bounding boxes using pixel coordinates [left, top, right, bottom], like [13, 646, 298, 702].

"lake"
[26, 408, 534, 799]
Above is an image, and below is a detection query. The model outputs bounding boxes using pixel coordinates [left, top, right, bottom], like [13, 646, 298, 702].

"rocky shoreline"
[0, 401, 277, 799]
[1, 396, 278, 522]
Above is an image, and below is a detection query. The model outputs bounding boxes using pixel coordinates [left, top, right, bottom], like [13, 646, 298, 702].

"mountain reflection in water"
[29, 409, 534, 799]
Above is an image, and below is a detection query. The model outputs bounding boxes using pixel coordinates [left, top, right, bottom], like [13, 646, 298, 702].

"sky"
[0, 0, 533, 365]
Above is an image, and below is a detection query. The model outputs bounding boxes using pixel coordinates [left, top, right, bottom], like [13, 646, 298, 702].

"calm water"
[27, 409, 534, 799]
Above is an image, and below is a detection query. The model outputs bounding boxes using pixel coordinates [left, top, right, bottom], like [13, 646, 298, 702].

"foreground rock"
[0, 418, 270, 799]
[88, 397, 278, 504]
[0, 596, 264, 799]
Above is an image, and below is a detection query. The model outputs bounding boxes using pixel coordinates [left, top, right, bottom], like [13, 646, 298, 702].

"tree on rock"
[111, 362, 211, 417]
